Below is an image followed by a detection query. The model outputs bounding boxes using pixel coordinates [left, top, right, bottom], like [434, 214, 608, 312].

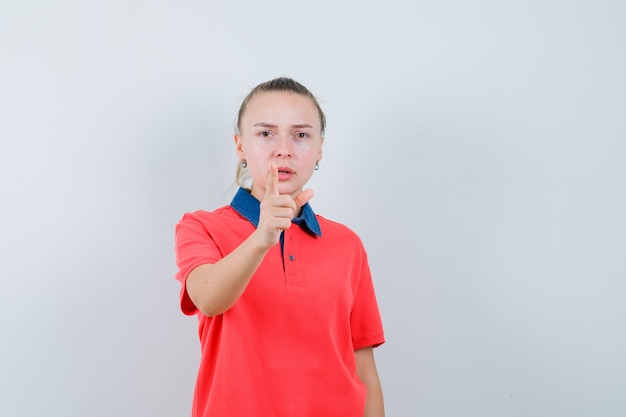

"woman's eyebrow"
[253, 123, 278, 128]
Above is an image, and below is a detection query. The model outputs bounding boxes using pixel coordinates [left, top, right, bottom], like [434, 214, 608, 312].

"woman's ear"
[234, 134, 245, 159]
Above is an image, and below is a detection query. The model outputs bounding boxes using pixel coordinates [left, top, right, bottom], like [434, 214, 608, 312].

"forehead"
[242, 91, 320, 129]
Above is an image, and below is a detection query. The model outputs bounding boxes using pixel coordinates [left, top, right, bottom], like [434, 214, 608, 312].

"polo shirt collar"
[230, 187, 322, 237]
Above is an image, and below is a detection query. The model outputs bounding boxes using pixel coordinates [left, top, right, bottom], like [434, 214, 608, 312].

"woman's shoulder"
[316, 215, 364, 242]
[177, 205, 239, 226]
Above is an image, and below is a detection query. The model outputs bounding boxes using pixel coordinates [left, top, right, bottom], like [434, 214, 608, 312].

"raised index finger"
[265, 162, 279, 197]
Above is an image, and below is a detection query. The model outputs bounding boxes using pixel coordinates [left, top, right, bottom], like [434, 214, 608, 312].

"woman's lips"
[277, 166, 294, 181]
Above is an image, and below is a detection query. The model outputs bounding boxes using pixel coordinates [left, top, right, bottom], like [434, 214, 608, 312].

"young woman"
[175, 77, 385, 417]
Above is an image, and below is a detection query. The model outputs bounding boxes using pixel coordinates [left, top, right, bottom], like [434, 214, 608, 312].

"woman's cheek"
[293, 141, 311, 153]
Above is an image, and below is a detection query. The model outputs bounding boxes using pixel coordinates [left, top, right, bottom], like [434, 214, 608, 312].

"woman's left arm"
[355, 347, 385, 417]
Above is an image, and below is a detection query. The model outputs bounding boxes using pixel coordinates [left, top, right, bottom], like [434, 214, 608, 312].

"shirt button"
[289, 255, 295, 261]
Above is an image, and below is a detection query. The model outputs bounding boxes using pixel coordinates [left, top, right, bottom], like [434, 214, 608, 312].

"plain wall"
[1, 1, 624, 416]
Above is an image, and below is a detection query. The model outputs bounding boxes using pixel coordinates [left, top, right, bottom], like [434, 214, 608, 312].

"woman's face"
[234, 91, 323, 201]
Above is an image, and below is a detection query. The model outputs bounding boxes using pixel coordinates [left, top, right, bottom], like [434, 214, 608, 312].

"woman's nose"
[274, 136, 293, 157]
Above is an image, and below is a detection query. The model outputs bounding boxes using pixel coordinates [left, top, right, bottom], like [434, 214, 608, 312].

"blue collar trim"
[230, 187, 322, 237]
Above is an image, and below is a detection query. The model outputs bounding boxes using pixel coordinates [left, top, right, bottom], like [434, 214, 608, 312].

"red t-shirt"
[175, 190, 385, 417]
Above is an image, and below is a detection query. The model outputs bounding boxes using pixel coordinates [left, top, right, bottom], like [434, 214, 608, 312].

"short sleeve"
[174, 212, 223, 315]
[350, 254, 385, 350]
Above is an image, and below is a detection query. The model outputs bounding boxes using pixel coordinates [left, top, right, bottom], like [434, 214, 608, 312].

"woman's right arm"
[185, 165, 313, 317]
[185, 231, 272, 317]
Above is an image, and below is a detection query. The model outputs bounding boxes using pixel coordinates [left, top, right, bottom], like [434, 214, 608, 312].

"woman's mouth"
[277, 167, 294, 180]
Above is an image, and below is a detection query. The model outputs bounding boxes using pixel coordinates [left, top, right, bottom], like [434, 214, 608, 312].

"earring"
[241, 159, 247, 168]
[314, 161, 319, 171]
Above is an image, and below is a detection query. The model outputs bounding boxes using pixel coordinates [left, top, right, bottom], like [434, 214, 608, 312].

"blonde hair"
[234, 77, 326, 189]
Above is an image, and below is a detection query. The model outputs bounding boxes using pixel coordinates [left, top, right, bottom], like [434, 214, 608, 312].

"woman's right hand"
[254, 163, 313, 250]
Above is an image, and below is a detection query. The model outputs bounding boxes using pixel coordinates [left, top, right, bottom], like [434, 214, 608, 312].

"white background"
[1, 1, 625, 416]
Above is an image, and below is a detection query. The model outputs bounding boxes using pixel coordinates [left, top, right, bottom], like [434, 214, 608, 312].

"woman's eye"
[259, 131, 271, 137]
[296, 132, 309, 139]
